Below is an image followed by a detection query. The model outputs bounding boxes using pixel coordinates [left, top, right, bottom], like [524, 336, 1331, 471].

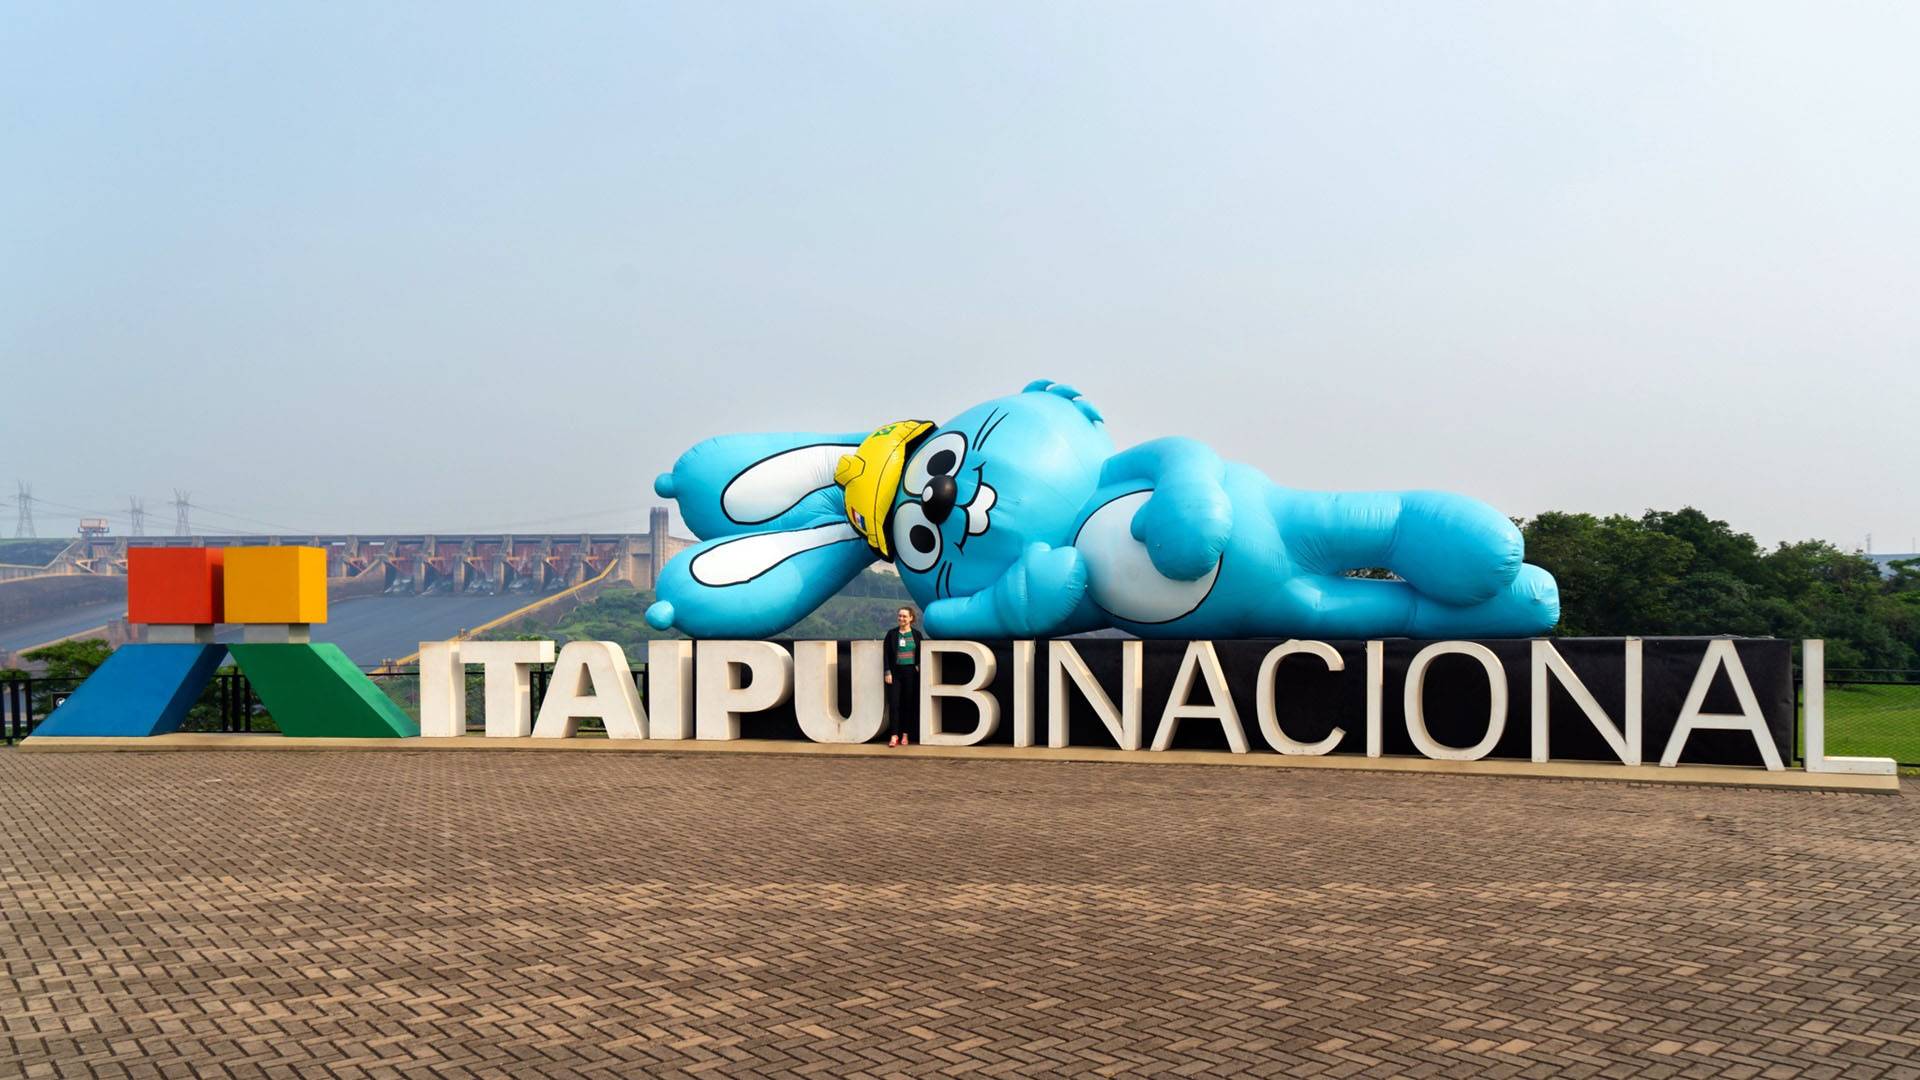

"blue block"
[33, 644, 228, 738]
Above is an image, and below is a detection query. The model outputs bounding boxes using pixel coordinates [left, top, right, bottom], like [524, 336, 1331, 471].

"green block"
[227, 643, 419, 738]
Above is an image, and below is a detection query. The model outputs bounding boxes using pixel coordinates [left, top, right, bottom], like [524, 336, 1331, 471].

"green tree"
[1643, 507, 1766, 584]
[1759, 542, 1913, 669]
[22, 639, 113, 680]
[1885, 557, 1920, 595]
[1522, 511, 1693, 635]
[1523, 511, 1920, 670]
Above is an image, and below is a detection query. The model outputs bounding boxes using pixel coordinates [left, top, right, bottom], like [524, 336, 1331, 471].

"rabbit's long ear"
[645, 522, 877, 639]
[655, 431, 869, 540]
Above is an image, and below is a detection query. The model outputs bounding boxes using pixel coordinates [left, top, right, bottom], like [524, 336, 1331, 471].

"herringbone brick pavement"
[0, 750, 1915, 1079]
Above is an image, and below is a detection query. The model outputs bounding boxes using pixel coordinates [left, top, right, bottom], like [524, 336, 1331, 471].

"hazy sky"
[3, 3, 1914, 549]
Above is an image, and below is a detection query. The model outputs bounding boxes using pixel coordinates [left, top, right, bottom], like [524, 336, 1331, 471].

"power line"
[188, 502, 312, 535]
[16, 493, 138, 533]
[51, 491, 307, 537]
[452, 505, 656, 532]
[1, 487, 312, 538]
[13, 482, 34, 538]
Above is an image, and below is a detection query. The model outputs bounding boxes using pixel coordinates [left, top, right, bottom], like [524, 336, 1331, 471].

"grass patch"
[1800, 681, 1920, 770]
[0, 538, 71, 567]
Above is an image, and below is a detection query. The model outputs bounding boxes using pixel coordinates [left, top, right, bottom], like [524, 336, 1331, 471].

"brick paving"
[1, 750, 1916, 1079]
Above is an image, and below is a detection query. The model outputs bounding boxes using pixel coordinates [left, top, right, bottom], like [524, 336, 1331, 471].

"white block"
[1531, 639, 1640, 765]
[147, 624, 215, 644]
[1801, 639, 1897, 775]
[647, 640, 695, 740]
[1011, 641, 1037, 748]
[1049, 640, 1142, 750]
[462, 639, 556, 738]
[920, 640, 999, 746]
[1254, 640, 1344, 755]
[793, 640, 885, 744]
[418, 641, 465, 738]
[1404, 641, 1507, 762]
[1365, 640, 1384, 757]
[1659, 639, 1783, 770]
[1151, 641, 1248, 753]
[695, 641, 792, 741]
[533, 641, 647, 739]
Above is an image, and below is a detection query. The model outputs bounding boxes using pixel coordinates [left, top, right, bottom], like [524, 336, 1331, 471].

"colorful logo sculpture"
[647, 379, 1561, 640]
[34, 546, 417, 738]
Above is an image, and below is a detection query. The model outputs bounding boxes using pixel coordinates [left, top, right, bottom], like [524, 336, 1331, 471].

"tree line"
[1521, 507, 1916, 670]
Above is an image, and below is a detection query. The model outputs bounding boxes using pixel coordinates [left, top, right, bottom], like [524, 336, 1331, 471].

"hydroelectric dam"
[0, 510, 694, 667]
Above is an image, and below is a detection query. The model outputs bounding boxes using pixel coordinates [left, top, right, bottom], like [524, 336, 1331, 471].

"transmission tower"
[129, 497, 146, 537]
[13, 482, 34, 538]
[172, 490, 192, 536]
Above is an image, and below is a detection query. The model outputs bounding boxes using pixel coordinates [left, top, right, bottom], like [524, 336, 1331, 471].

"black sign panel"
[739, 638, 1792, 768]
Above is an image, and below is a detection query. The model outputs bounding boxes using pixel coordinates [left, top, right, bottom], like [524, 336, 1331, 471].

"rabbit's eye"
[891, 502, 943, 572]
[904, 431, 967, 496]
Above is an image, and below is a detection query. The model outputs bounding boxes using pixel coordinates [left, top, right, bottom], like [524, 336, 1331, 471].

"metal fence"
[2, 675, 80, 744]
[0, 665, 649, 744]
[2, 671, 272, 742]
[1805, 668, 1920, 768]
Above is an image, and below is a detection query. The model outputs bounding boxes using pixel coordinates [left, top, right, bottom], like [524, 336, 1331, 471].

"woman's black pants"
[888, 668, 919, 738]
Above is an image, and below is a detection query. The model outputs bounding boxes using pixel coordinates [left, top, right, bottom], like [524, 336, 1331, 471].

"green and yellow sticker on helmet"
[835, 419, 934, 559]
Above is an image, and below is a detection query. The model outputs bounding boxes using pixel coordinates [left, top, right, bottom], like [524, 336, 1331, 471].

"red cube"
[127, 548, 225, 625]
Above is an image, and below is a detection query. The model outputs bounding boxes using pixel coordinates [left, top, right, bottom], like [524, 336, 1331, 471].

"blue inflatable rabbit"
[646, 380, 1559, 640]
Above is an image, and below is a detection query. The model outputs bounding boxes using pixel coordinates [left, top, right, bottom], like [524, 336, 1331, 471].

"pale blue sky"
[3, 3, 1915, 548]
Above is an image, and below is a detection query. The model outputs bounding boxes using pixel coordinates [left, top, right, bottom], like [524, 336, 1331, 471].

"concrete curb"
[16, 732, 1902, 793]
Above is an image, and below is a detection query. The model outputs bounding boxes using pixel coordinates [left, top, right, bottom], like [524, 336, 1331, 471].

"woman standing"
[883, 607, 921, 747]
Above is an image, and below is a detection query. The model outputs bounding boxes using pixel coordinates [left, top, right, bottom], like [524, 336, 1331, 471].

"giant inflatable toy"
[646, 380, 1559, 640]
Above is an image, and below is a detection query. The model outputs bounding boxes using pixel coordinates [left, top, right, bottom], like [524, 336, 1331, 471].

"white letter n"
[1531, 639, 1641, 765]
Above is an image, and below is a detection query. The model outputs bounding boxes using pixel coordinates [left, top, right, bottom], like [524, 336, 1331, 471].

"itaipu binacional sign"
[413, 634, 1891, 778]
[19, 539, 1896, 783]
[19, 374, 1898, 784]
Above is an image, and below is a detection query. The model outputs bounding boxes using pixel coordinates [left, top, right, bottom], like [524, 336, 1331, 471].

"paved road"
[0, 600, 128, 654]
[213, 593, 535, 665]
[0, 750, 1913, 1077]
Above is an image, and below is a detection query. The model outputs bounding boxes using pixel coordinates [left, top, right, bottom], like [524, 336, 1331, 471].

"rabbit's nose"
[923, 475, 958, 524]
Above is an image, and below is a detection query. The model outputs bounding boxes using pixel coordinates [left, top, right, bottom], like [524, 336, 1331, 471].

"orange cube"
[223, 546, 329, 624]
[127, 547, 225, 625]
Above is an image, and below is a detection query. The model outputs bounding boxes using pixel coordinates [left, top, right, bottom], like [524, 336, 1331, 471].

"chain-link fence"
[1807, 669, 1920, 767]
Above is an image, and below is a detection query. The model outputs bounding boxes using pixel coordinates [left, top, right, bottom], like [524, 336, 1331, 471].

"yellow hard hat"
[835, 419, 934, 558]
